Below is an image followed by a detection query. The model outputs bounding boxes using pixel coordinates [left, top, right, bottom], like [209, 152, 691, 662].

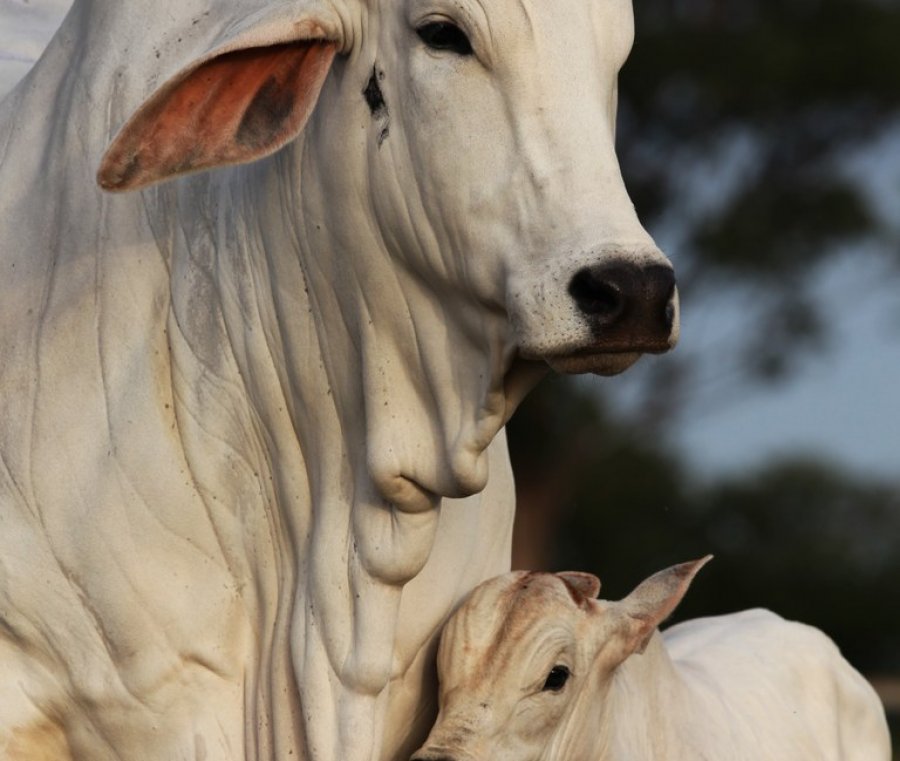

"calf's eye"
[417, 21, 474, 56]
[542, 665, 571, 692]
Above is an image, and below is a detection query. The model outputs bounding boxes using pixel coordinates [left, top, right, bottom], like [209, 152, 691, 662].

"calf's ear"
[619, 555, 712, 655]
[556, 572, 601, 602]
[98, 18, 339, 192]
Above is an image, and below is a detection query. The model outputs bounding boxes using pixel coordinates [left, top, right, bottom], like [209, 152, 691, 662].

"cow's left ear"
[98, 17, 339, 192]
[618, 555, 712, 655]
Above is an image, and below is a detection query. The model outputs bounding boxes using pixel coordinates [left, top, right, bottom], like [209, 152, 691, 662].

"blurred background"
[508, 0, 900, 751]
[2, 0, 897, 751]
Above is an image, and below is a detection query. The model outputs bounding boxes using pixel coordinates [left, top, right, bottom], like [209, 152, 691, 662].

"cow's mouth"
[545, 349, 644, 376]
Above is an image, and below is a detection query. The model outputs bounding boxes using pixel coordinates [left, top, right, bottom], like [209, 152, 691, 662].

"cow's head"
[411, 557, 711, 761]
[98, 0, 677, 380]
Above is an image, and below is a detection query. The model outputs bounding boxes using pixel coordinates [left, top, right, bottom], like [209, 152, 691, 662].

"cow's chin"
[546, 351, 643, 376]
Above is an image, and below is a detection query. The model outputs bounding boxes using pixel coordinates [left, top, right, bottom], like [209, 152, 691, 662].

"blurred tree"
[509, 377, 900, 675]
[618, 0, 900, 405]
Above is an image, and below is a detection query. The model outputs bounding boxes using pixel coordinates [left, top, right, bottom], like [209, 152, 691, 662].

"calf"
[413, 557, 892, 761]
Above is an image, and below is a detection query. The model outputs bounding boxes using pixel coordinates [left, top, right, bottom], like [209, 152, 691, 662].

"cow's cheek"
[394, 58, 518, 292]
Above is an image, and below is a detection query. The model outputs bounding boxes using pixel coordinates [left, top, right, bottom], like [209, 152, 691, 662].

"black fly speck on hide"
[363, 66, 390, 146]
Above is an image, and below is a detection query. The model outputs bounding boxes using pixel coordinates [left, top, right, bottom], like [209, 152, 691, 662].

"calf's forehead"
[438, 574, 589, 682]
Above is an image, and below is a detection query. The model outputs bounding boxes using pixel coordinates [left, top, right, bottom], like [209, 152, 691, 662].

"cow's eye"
[417, 21, 473, 56]
[542, 665, 571, 692]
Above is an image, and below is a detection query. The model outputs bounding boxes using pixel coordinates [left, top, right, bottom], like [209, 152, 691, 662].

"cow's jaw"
[549, 351, 642, 376]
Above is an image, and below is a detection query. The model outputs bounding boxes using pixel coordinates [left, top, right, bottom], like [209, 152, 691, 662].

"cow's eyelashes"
[541, 665, 571, 692]
[417, 21, 474, 56]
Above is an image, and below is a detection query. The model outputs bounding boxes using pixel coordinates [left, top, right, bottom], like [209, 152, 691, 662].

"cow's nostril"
[568, 267, 626, 321]
[652, 264, 678, 331]
[567, 261, 677, 350]
[664, 297, 676, 331]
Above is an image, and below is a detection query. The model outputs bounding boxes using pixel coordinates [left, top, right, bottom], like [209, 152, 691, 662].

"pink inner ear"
[98, 40, 337, 192]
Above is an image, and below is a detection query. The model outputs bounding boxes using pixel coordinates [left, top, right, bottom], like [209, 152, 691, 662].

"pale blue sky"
[671, 252, 900, 481]
[668, 121, 900, 483]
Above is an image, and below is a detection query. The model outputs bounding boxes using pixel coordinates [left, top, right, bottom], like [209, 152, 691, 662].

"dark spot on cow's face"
[236, 76, 296, 149]
[364, 67, 387, 115]
[363, 67, 390, 146]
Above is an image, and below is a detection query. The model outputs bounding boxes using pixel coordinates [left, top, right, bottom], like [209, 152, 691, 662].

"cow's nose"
[567, 261, 677, 349]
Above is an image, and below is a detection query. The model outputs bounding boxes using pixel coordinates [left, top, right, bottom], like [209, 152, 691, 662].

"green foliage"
[694, 180, 873, 276]
[626, 0, 900, 130]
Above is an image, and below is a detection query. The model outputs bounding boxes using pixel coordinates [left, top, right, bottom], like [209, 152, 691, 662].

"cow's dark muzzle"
[568, 261, 677, 352]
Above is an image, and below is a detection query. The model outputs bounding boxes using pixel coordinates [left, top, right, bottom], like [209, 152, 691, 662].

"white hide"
[0, 1, 677, 760]
[415, 560, 893, 761]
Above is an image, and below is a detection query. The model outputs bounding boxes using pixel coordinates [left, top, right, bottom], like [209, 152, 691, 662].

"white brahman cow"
[414, 558, 892, 761]
[0, 1, 679, 759]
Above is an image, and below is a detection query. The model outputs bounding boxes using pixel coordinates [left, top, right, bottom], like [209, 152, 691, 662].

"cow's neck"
[164, 151, 527, 760]
[175, 147, 519, 579]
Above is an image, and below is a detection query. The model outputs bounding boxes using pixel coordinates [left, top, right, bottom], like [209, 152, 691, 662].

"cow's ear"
[98, 34, 338, 192]
[557, 572, 601, 602]
[618, 555, 712, 655]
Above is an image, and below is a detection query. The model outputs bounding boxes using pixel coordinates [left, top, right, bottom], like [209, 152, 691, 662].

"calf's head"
[98, 0, 677, 379]
[412, 557, 711, 761]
